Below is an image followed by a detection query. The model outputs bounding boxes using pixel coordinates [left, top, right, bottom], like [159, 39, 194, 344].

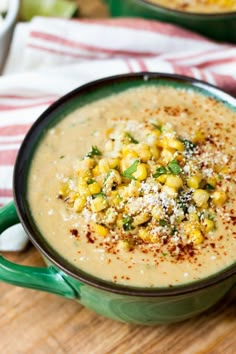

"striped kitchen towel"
[0, 16, 236, 250]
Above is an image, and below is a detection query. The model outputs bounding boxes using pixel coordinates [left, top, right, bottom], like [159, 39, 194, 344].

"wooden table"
[1, 1, 236, 353]
[1, 249, 236, 353]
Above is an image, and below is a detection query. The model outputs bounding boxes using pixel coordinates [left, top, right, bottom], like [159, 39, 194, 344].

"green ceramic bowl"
[104, 0, 236, 43]
[0, 73, 236, 325]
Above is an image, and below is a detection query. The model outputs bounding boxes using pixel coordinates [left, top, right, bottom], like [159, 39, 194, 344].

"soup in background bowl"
[0, 73, 235, 325]
[104, 0, 236, 43]
[149, 0, 236, 13]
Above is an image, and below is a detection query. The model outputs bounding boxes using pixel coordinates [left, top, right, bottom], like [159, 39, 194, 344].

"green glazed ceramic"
[0, 73, 236, 325]
[104, 0, 236, 43]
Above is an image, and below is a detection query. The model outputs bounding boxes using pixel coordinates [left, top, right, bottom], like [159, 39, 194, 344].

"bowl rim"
[13, 72, 236, 297]
[139, 0, 236, 18]
[0, 0, 20, 38]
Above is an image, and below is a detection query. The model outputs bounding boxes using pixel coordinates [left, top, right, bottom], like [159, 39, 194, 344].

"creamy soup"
[28, 85, 236, 288]
[149, 0, 236, 13]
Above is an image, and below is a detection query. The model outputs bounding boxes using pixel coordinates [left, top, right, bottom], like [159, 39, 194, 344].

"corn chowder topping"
[149, 0, 236, 13]
[58, 117, 230, 260]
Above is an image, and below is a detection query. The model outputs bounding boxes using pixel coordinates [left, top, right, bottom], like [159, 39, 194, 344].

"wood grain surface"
[1, 1, 236, 353]
[0, 247, 236, 354]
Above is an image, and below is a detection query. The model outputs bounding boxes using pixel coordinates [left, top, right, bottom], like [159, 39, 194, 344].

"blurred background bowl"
[105, 0, 236, 43]
[0, 0, 20, 73]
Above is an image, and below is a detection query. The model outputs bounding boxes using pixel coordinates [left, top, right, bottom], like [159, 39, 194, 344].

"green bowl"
[0, 73, 235, 325]
[104, 0, 236, 43]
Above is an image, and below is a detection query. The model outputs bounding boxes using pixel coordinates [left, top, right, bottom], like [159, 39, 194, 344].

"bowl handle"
[0, 201, 78, 299]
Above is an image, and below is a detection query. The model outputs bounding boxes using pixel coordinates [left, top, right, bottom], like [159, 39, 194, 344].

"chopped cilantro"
[206, 183, 215, 191]
[60, 155, 65, 159]
[180, 139, 196, 152]
[178, 194, 189, 214]
[198, 211, 205, 221]
[170, 227, 177, 235]
[151, 123, 162, 132]
[87, 145, 102, 158]
[162, 252, 168, 257]
[92, 192, 106, 199]
[122, 160, 139, 180]
[168, 159, 182, 175]
[87, 178, 95, 185]
[159, 219, 167, 227]
[125, 132, 139, 144]
[122, 215, 133, 231]
[153, 166, 167, 178]
[208, 213, 216, 221]
[104, 170, 112, 183]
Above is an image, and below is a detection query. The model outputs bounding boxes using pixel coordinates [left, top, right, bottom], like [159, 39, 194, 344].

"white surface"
[0, 0, 19, 72]
[0, 0, 9, 14]
[0, 224, 28, 251]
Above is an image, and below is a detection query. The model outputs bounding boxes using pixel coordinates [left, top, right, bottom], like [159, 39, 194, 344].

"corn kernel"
[161, 148, 175, 164]
[77, 158, 95, 172]
[138, 229, 157, 243]
[202, 219, 215, 232]
[90, 196, 108, 212]
[157, 137, 169, 149]
[133, 163, 148, 181]
[187, 175, 202, 189]
[108, 158, 120, 169]
[92, 165, 100, 177]
[150, 145, 160, 160]
[188, 229, 204, 245]
[151, 206, 164, 220]
[206, 176, 217, 188]
[88, 182, 101, 195]
[193, 189, 209, 207]
[162, 185, 178, 198]
[211, 191, 227, 206]
[105, 208, 117, 225]
[126, 180, 141, 197]
[73, 196, 86, 212]
[157, 174, 168, 184]
[59, 183, 70, 197]
[98, 159, 110, 174]
[104, 140, 114, 152]
[146, 131, 161, 145]
[175, 151, 184, 163]
[219, 166, 229, 174]
[168, 139, 185, 151]
[118, 240, 131, 251]
[183, 222, 194, 235]
[77, 169, 92, 178]
[93, 224, 108, 237]
[109, 191, 122, 207]
[165, 175, 183, 190]
[70, 192, 79, 202]
[189, 212, 199, 222]
[132, 212, 151, 226]
[149, 129, 161, 138]
[136, 143, 152, 162]
[116, 215, 124, 228]
[105, 127, 114, 137]
[77, 183, 91, 197]
[138, 229, 151, 243]
[122, 147, 138, 159]
[175, 209, 185, 223]
[117, 185, 127, 198]
[192, 130, 205, 143]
